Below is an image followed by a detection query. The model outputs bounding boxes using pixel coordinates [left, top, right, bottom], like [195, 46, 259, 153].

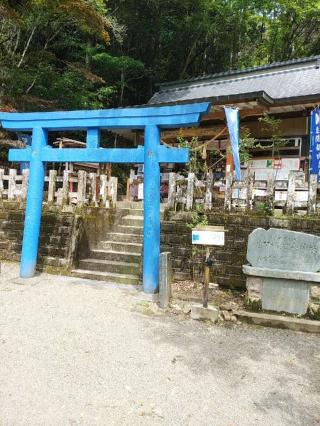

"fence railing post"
[186, 172, 195, 210]
[126, 169, 135, 201]
[286, 171, 296, 214]
[47, 169, 57, 203]
[308, 174, 318, 215]
[246, 172, 254, 210]
[266, 175, 275, 211]
[60, 170, 70, 206]
[77, 170, 87, 207]
[204, 171, 213, 211]
[168, 172, 176, 209]
[8, 168, 17, 200]
[89, 172, 98, 206]
[224, 175, 233, 211]
[109, 176, 118, 207]
[100, 174, 107, 207]
[0, 169, 4, 200]
[21, 169, 29, 201]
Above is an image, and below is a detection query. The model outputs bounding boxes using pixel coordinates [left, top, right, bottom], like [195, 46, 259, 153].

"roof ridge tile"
[158, 55, 320, 90]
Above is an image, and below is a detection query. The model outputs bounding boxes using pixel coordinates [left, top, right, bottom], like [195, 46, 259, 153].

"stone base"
[191, 303, 219, 322]
[134, 291, 160, 303]
[245, 274, 320, 316]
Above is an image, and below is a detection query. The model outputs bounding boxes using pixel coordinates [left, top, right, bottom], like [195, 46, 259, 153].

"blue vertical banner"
[310, 107, 320, 182]
[224, 107, 241, 181]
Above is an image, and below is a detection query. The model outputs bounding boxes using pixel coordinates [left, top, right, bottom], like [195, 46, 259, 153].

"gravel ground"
[0, 263, 319, 426]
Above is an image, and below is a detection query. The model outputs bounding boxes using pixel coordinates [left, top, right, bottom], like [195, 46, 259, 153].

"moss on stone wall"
[244, 296, 262, 312]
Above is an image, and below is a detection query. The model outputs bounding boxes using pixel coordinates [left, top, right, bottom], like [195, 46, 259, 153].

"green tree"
[1, 0, 319, 110]
[0, 0, 115, 110]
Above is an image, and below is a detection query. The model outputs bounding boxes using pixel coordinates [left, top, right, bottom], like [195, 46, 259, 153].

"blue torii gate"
[0, 103, 210, 293]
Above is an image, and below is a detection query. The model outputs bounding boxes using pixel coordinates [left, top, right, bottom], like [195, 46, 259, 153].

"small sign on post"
[192, 226, 225, 246]
[191, 225, 225, 322]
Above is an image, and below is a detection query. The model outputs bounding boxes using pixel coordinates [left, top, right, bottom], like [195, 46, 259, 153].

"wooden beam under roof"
[201, 106, 268, 122]
[269, 104, 307, 114]
[162, 126, 227, 140]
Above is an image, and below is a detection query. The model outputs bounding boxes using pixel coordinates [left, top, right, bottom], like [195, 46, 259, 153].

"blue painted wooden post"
[86, 128, 100, 148]
[143, 125, 161, 293]
[20, 127, 47, 278]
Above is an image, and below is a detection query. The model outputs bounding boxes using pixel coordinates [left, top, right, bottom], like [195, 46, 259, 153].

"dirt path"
[0, 263, 319, 426]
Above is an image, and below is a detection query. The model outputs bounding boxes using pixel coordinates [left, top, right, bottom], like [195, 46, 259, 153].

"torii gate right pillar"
[143, 125, 161, 294]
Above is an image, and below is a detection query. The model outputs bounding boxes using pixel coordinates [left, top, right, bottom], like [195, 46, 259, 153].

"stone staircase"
[72, 202, 144, 285]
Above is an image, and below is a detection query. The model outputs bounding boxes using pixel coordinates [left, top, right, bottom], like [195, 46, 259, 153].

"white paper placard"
[295, 191, 309, 202]
[275, 191, 288, 201]
[254, 189, 267, 197]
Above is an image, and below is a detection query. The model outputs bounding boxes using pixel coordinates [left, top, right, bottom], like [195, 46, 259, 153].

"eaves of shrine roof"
[149, 56, 320, 106]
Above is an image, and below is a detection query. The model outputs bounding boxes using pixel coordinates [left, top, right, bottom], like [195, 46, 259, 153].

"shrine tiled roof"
[149, 56, 320, 106]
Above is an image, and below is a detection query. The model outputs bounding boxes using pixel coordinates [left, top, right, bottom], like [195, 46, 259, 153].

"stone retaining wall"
[161, 210, 320, 290]
[0, 201, 79, 272]
[0, 202, 117, 274]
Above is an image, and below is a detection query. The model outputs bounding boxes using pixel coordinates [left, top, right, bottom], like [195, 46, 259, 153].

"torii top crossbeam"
[0, 103, 211, 293]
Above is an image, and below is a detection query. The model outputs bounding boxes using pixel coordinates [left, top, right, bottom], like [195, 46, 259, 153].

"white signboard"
[249, 158, 300, 181]
[192, 226, 225, 246]
[138, 183, 144, 200]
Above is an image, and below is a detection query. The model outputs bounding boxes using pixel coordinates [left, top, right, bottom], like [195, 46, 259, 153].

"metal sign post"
[191, 226, 225, 321]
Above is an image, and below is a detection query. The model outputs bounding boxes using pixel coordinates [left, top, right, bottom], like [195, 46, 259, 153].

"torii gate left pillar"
[0, 103, 210, 293]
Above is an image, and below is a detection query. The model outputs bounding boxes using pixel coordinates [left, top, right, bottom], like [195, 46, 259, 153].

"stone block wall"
[0, 202, 117, 274]
[0, 201, 79, 272]
[161, 210, 320, 290]
[309, 285, 320, 319]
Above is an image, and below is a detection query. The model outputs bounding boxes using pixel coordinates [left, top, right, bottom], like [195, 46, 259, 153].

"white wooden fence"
[225, 171, 318, 214]
[5, 167, 317, 214]
[167, 171, 319, 215]
[167, 172, 214, 211]
[0, 168, 118, 208]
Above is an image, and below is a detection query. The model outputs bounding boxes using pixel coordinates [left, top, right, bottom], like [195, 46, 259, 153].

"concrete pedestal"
[191, 303, 219, 322]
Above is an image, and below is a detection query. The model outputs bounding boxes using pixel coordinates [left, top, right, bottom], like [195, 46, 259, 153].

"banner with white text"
[310, 107, 320, 182]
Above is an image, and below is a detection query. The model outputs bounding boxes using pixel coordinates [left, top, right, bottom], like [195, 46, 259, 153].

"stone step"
[118, 210, 164, 220]
[118, 208, 144, 217]
[121, 216, 144, 227]
[108, 232, 143, 244]
[71, 269, 140, 285]
[118, 201, 166, 212]
[123, 215, 143, 220]
[117, 201, 143, 209]
[90, 249, 140, 263]
[114, 225, 143, 235]
[99, 240, 142, 254]
[78, 258, 139, 275]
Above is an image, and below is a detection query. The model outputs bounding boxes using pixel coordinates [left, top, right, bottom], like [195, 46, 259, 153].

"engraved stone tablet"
[247, 228, 320, 272]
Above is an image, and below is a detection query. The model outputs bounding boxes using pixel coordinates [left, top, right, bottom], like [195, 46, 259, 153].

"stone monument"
[243, 228, 320, 317]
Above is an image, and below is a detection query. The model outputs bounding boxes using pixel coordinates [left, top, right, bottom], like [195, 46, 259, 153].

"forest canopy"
[0, 0, 319, 111]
